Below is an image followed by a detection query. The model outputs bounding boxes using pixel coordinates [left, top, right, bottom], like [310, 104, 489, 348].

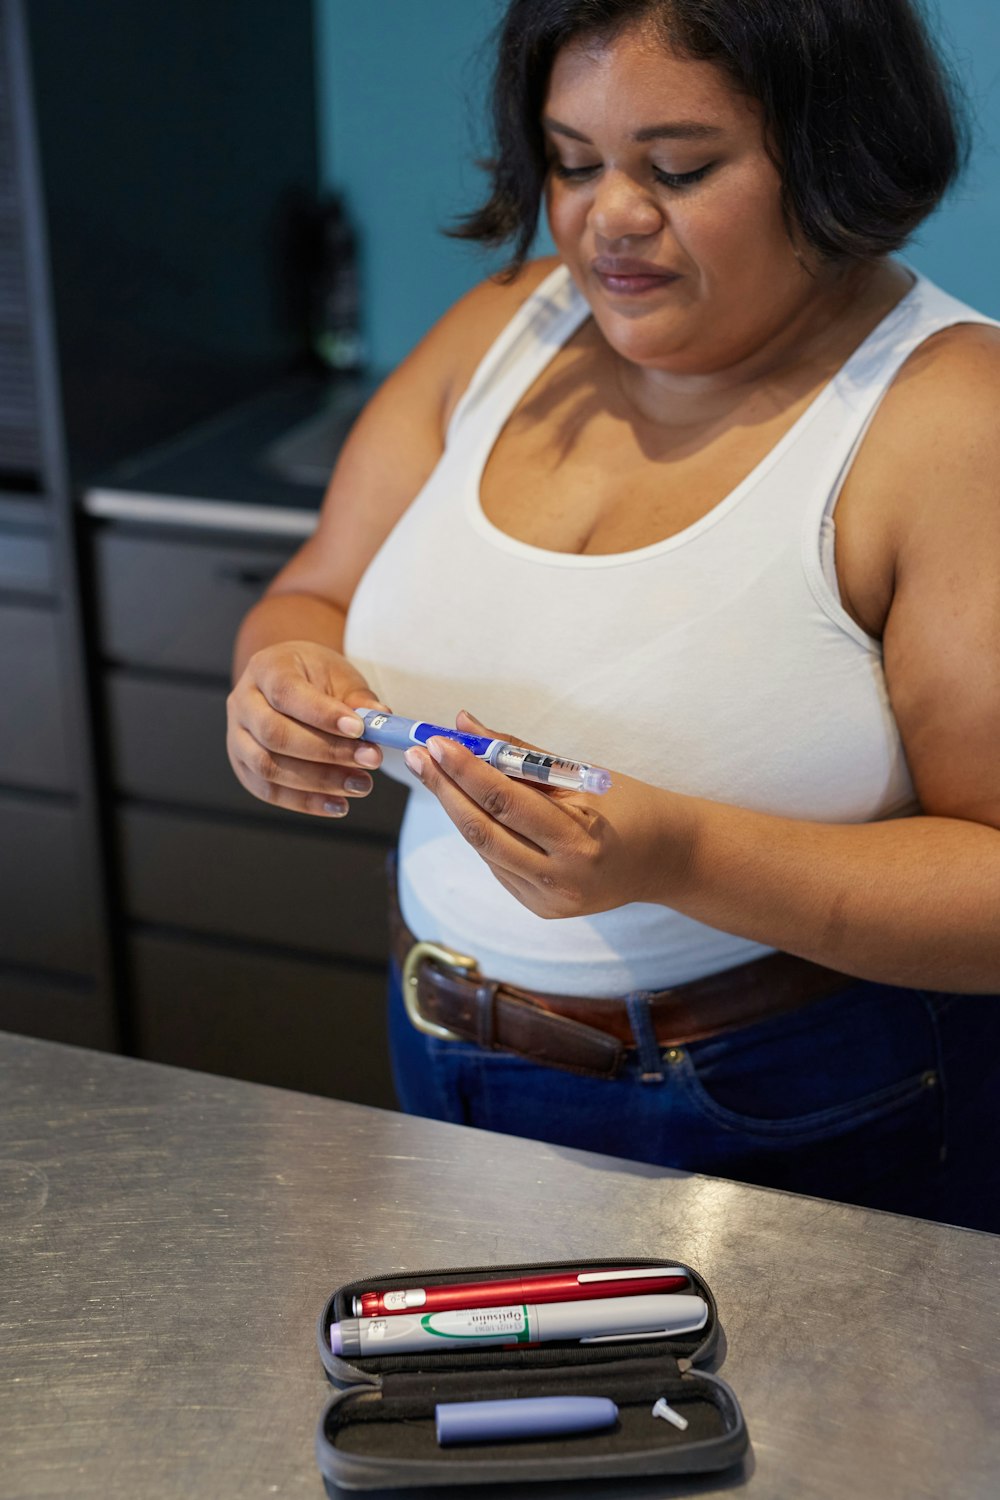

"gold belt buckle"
[401, 940, 479, 1041]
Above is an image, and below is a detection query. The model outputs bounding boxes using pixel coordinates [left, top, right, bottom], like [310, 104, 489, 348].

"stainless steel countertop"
[2, 1032, 997, 1500]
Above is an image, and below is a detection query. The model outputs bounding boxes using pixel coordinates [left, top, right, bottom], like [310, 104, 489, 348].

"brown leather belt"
[388, 870, 854, 1079]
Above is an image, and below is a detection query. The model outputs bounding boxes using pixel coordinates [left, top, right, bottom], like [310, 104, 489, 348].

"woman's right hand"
[226, 640, 389, 818]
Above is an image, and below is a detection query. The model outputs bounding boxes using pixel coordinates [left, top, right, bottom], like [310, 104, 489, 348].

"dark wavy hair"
[452, 0, 969, 275]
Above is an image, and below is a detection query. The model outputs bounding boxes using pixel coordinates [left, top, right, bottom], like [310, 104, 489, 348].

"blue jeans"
[389, 961, 1000, 1232]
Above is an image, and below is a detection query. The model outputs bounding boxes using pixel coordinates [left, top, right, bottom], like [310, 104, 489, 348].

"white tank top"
[345, 262, 997, 996]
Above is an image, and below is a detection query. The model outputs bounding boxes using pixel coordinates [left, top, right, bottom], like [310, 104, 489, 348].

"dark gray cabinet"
[0, 1, 117, 1047]
[92, 530, 295, 676]
[90, 518, 407, 1107]
[0, 524, 54, 591]
[0, 598, 74, 789]
[0, 794, 98, 972]
[0, 0, 406, 1108]
[117, 806, 395, 963]
[0, 968, 115, 1049]
[128, 933, 393, 1103]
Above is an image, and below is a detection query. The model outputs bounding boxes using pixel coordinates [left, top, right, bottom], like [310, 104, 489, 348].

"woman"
[227, 0, 1000, 1229]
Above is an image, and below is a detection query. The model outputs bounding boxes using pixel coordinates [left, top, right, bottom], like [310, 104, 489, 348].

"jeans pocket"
[675, 1048, 940, 1145]
[672, 980, 946, 1150]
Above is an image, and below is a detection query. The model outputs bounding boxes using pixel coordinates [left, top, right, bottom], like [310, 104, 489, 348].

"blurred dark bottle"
[311, 192, 366, 375]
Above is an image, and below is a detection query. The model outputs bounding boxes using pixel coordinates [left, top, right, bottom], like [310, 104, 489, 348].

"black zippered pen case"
[315, 1256, 749, 1491]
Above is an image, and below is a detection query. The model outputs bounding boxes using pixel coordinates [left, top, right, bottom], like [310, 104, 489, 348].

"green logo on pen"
[422, 1305, 530, 1341]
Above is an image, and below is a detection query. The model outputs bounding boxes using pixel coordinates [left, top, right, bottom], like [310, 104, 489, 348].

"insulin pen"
[329, 1293, 709, 1357]
[353, 1266, 690, 1317]
[357, 709, 612, 795]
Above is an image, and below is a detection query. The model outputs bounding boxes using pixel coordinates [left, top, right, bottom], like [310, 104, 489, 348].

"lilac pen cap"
[580, 766, 612, 794]
[435, 1395, 618, 1446]
[329, 1323, 343, 1356]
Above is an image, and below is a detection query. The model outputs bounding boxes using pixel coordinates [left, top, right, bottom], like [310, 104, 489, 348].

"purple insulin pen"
[357, 709, 612, 795]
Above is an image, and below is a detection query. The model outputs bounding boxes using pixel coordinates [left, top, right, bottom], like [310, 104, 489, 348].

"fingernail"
[323, 799, 348, 817]
[427, 737, 449, 764]
[337, 714, 364, 738]
[353, 744, 381, 768]
[403, 748, 425, 779]
[344, 774, 371, 794]
[460, 709, 482, 725]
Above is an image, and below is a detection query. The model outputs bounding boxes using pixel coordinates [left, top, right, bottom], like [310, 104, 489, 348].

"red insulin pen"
[352, 1266, 690, 1317]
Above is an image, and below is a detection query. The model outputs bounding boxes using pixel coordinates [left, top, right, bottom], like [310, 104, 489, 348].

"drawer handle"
[215, 564, 280, 588]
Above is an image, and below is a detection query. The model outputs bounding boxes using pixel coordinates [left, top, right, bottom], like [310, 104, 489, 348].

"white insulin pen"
[357, 709, 612, 795]
[329, 1293, 708, 1357]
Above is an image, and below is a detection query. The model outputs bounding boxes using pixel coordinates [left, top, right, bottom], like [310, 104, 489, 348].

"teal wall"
[316, 0, 999, 371]
[912, 1, 1000, 315]
[315, 0, 509, 373]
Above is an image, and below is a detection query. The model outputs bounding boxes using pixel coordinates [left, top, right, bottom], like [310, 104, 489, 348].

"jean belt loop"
[625, 992, 665, 1083]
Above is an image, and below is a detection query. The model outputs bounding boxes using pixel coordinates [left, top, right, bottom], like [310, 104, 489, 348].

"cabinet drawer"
[0, 797, 97, 973]
[0, 525, 54, 593]
[105, 671, 408, 836]
[118, 808, 390, 961]
[92, 530, 295, 674]
[129, 932, 396, 1106]
[0, 969, 116, 1050]
[0, 603, 73, 790]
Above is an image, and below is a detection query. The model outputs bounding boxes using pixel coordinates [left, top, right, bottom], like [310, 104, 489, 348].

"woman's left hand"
[402, 710, 692, 918]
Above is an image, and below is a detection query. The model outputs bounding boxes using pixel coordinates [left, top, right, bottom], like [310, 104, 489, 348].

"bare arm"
[406, 326, 1000, 992]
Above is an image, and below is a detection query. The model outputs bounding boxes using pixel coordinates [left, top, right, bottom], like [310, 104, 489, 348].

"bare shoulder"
[849, 321, 1000, 545]
[893, 319, 1000, 403]
[433, 256, 564, 429]
[888, 322, 1000, 553]
[833, 320, 1000, 639]
[359, 255, 563, 447]
[878, 321, 1000, 478]
[895, 317, 1000, 382]
[440, 253, 564, 329]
